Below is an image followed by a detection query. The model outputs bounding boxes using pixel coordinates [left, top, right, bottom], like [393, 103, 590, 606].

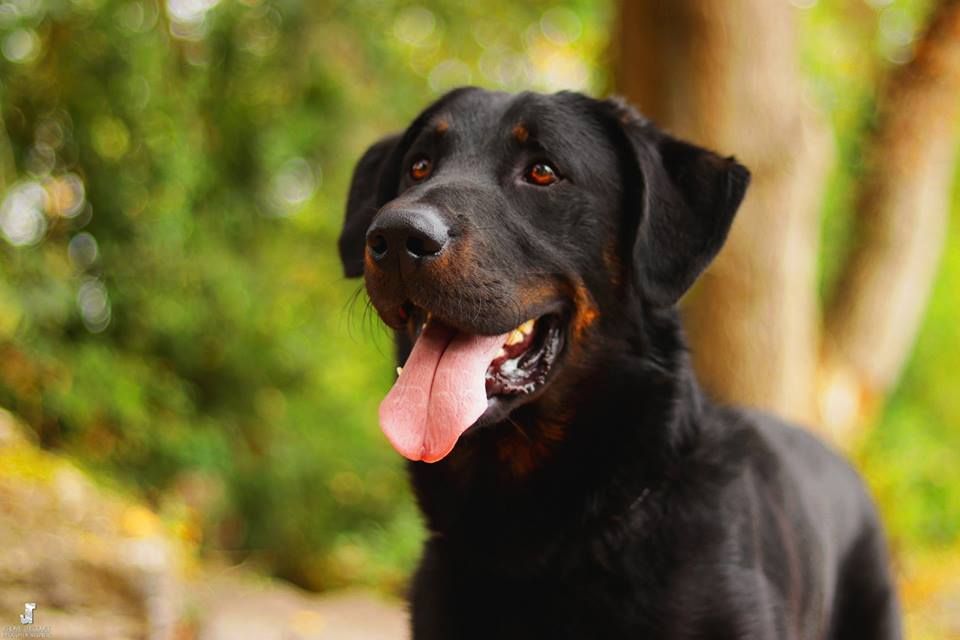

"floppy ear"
[338, 134, 401, 278]
[600, 99, 750, 307]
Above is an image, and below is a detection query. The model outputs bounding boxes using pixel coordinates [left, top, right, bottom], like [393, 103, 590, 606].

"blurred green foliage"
[0, 0, 956, 592]
[0, 0, 611, 590]
[798, 0, 960, 550]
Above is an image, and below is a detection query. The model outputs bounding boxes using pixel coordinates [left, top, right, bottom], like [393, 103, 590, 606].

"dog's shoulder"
[733, 407, 864, 492]
[699, 405, 878, 553]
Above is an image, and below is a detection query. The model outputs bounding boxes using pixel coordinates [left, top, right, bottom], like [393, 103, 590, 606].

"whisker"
[341, 285, 368, 341]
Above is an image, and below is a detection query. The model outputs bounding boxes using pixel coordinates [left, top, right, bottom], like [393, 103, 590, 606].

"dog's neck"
[406, 306, 709, 540]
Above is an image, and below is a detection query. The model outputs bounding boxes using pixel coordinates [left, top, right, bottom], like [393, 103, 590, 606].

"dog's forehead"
[418, 90, 606, 160]
[427, 88, 513, 130]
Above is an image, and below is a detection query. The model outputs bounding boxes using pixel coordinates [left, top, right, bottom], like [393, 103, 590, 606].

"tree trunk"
[614, 0, 832, 426]
[614, 0, 960, 443]
[821, 0, 960, 441]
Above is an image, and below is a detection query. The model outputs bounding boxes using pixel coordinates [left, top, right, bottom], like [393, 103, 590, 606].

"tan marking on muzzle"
[363, 250, 377, 273]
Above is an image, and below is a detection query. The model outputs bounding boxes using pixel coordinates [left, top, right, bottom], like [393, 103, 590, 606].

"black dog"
[339, 88, 901, 639]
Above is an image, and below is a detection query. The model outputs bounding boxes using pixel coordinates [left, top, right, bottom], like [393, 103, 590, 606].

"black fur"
[340, 88, 901, 639]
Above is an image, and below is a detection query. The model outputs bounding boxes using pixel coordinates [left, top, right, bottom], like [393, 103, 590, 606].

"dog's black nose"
[366, 206, 450, 265]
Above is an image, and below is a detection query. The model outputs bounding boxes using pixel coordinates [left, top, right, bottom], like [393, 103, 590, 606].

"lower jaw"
[463, 386, 558, 441]
[471, 395, 520, 430]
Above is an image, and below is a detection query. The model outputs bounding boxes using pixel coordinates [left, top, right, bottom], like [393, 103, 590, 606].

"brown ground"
[187, 571, 407, 640]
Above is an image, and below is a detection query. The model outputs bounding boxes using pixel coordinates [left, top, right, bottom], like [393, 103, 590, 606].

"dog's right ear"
[338, 134, 401, 278]
[594, 97, 749, 307]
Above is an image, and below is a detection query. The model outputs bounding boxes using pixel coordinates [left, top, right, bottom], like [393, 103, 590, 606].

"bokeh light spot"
[269, 157, 319, 216]
[0, 181, 47, 247]
[68, 232, 99, 271]
[428, 58, 472, 94]
[77, 277, 111, 333]
[0, 4, 17, 26]
[115, 0, 159, 34]
[25, 143, 56, 176]
[539, 8, 582, 46]
[2, 29, 40, 63]
[479, 47, 528, 88]
[471, 19, 503, 49]
[393, 6, 436, 46]
[166, 0, 220, 40]
[878, 6, 917, 64]
[45, 173, 86, 218]
[166, 0, 218, 24]
[527, 45, 590, 92]
[35, 118, 66, 149]
[91, 116, 131, 160]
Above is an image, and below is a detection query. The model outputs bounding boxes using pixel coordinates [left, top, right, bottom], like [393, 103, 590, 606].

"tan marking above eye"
[410, 157, 432, 181]
[525, 162, 558, 186]
[435, 119, 450, 134]
[512, 123, 529, 143]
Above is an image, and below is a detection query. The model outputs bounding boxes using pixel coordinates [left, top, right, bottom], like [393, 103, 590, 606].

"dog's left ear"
[338, 134, 401, 278]
[599, 98, 750, 307]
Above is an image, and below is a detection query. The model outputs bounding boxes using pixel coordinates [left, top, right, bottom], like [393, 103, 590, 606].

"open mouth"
[378, 304, 566, 463]
[485, 316, 564, 397]
[402, 312, 565, 399]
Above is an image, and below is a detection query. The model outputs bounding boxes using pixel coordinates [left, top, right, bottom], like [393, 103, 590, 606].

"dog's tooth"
[396, 366, 403, 377]
[505, 329, 524, 346]
[518, 319, 535, 335]
[495, 347, 507, 359]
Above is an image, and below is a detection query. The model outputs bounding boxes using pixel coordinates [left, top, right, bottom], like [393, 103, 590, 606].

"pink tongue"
[379, 322, 508, 462]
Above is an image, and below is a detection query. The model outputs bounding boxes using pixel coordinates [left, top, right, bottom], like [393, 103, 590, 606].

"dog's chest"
[411, 529, 676, 639]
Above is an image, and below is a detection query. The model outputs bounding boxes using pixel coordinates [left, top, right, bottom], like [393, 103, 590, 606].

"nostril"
[367, 206, 449, 264]
[406, 233, 445, 258]
[368, 233, 388, 259]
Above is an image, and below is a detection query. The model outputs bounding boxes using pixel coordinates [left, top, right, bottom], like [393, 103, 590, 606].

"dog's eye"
[410, 157, 432, 181]
[525, 162, 559, 186]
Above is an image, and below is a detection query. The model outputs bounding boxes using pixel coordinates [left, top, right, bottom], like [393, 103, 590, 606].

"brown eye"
[525, 162, 559, 186]
[410, 157, 432, 181]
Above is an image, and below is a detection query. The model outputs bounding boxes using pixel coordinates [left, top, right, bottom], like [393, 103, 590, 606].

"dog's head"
[340, 88, 749, 463]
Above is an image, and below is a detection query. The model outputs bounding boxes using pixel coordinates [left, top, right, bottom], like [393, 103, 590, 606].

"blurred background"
[0, 0, 957, 638]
